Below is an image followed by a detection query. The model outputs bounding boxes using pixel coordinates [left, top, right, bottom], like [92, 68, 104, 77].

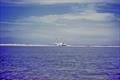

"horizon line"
[0, 44, 120, 47]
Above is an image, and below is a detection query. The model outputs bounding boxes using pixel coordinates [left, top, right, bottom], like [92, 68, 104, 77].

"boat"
[55, 39, 68, 47]
[55, 42, 67, 46]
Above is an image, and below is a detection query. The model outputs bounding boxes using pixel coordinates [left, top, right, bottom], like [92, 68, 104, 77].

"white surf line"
[66, 45, 120, 47]
[0, 44, 120, 47]
[88, 46, 120, 48]
[70, 46, 120, 47]
[0, 44, 54, 47]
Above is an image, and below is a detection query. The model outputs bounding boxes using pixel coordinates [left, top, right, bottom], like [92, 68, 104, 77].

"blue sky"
[0, 0, 120, 45]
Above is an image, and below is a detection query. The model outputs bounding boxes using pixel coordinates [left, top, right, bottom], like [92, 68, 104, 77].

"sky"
[0, 0, 120, 45]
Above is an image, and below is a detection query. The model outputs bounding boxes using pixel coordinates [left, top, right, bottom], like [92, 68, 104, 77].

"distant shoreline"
[0, 44, 120, 47]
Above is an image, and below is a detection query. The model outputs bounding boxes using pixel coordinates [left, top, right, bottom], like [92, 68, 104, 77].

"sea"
[0, 46, 120, 80]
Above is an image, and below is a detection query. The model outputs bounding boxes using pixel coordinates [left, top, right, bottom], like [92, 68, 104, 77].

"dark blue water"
[0, 46, 120, 80]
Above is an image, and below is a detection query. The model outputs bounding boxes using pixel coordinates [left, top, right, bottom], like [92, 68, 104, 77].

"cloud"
[23, 9, 115, 24]
[1, 0, 119, 4]
[9, 9, 118, 45]
[0, 3, 119, 45]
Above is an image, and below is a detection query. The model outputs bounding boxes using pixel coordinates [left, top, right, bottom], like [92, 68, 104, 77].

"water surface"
[0, 46, 120, 80]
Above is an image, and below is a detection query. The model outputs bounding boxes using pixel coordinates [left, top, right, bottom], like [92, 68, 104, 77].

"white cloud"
[23, 10, 114, 24]
[13, 10, 117, 45]
[1, 7, 118, 45]
[1, 1, 119, 45]
[1, 0, 119, 4]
